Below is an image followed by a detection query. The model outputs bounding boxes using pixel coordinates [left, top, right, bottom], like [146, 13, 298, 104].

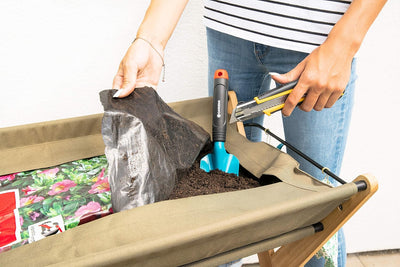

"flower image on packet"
[0, 156, 112, 252]
[100, 87, 210, 212]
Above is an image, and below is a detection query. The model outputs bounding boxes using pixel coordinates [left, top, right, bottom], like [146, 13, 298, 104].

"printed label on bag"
[28, 215, 65, 243]
[0, 189, 21, 248]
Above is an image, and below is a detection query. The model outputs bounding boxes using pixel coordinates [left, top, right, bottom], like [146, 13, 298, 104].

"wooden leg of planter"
[257, 250, 274, 267]
[227, 91, 246, 137]
[257, 173, 378, 267]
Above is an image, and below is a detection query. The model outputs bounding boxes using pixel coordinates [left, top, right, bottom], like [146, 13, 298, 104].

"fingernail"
[113, 89, 122, 98]
[269, 72, 281, 77]
[282, 111, 289, 118]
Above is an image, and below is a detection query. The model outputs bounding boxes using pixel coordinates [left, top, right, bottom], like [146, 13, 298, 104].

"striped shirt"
[204, 0, 352, 53]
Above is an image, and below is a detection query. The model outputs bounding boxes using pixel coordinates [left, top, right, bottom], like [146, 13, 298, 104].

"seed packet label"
[28, 215, 65, 243]
[0, 189, 21, 248]
[0, 189, 20, 213]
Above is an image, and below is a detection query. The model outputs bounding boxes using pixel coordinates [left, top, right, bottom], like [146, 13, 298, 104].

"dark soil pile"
[169, 161, 261, 199]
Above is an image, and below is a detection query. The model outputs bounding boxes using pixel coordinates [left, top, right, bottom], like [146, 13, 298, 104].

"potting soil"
[169, 160, 260, 199]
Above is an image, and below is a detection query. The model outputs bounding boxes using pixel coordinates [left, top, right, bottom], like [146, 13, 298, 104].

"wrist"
[135, 31, 165, 51]
[133, 36, 164, 58]
[323, 26, 361, 60]
[132, 36, 166, 82]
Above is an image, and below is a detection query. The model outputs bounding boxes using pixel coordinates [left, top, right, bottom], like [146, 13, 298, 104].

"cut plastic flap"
[99, 88, 210, 212]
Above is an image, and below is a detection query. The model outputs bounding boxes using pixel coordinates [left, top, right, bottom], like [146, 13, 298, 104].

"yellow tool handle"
[262, 97, 305, 116]
[256, 84, 344, 116]
[254, 89, 293, 105]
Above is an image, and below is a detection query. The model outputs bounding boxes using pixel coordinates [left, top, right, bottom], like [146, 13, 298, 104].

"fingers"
[282, 80, 309, 116]
[112, 62, 138, 98]
[312, 88, 342, 111]
[272, 54, 348, 116]
[325, 90, 343, 108]
[119, 64, 139, 97]
[112, 67, 124, 90]
[112, 40, 163, 98]
[299, 73, 346, 112]
[271, 60, 305, 85]
[282, 78, 345, 116]
[271, 61, 306, 116]
[310, 91, 329, 111]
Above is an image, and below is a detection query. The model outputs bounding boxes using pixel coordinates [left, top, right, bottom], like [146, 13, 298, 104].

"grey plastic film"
[99, 88, 210, 212]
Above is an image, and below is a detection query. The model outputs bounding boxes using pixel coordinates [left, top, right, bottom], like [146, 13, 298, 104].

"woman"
[112, 1, 386, 266]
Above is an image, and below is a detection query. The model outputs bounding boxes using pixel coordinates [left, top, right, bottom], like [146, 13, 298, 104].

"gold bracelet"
[133, 37, 165, 82]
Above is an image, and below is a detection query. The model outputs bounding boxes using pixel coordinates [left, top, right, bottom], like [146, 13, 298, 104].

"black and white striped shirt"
[204, 0, 352, 53]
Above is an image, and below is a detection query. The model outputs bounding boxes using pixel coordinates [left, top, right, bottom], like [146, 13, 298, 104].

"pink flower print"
[0, 173, 18, 181]
[88, 175, 110, 194]
[22, 185, 38, 195]
[20, 195, 45, 207]
[98, 168, 105, 178]
[74, 201, 101, 218]
[20, 216, 24, 226]
[48, 180, 77, 196]
[91, 168, 106, 183]
[29, 211, 40, 221]
[39, 167, 60, 178]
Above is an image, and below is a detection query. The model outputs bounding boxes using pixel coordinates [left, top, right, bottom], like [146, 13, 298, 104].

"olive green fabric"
[0, 95, 359, 266]
[0, 182, 358, 267]
[0, 114, 105, 176]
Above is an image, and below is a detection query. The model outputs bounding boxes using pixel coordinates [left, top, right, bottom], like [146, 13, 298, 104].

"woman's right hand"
[112, 38, 164, 98]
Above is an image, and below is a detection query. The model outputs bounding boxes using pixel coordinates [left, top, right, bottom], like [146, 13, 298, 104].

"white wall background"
[0, 0, 398, 253]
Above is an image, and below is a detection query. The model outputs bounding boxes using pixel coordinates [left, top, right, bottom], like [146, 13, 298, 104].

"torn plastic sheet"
[100, 88, 210, 212]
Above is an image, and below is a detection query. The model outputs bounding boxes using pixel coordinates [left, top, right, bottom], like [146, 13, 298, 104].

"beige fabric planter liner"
[0, 96, 359, 266]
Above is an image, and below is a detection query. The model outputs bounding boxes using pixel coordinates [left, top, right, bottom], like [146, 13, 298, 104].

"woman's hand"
[112, 38, 164, 98]
[272, 0, 386, 117]
[111, 0, 189, 98]
[272, 40, 353, 117]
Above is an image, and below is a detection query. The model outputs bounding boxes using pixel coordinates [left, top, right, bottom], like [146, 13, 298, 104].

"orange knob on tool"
[214, 69, 229, 80]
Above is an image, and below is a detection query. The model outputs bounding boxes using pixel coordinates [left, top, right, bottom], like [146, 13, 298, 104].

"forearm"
[136, 0, 189, 50]
[324, 0, 387, 57]
[278, 0, 387, 115]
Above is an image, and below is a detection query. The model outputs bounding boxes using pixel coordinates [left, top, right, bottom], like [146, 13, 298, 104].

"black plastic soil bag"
[100, 88, 210, 212]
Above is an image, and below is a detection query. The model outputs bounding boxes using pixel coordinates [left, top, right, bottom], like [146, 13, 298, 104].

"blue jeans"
[207, 27, 355, 267]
